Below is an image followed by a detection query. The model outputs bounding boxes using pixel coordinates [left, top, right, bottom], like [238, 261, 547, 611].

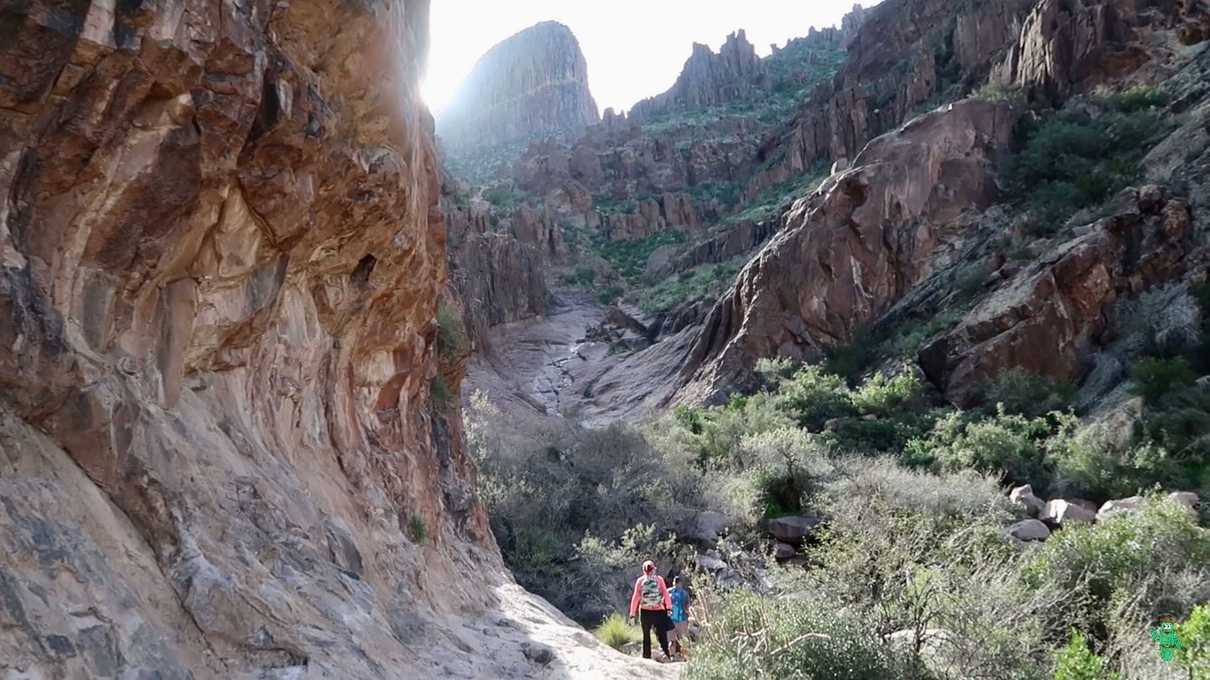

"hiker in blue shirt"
[668, 576, 690, 658]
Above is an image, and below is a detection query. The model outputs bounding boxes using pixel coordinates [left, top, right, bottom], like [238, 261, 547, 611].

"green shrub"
[775, 365, 857, 431]
[483, 185, 524, 209]
[633, 258, 743, 316]
[595, 285, 624, 305]
[594, 230, 686, 282]
[407, 513, 428, 544]
[740, 427, 832, 515]
[436, 303, 467, 358]
[430, 375, 453, 407]
[1131, 356, 1197, 403]
[1054, 629, 1117, 680]
[1106, 85, 1167, 114]
[1007, 106, 1172, 230]
[1022, 499, 1210, 638]
[984, 368, 1075, 418]
[684, 591, 908, 680]
[1176, 604, 1210, 678]
[907, 408, 1054, 486]
[564, 266, 596, 287]
[852, 371, 922, 416]
[595, 612, 640, 651]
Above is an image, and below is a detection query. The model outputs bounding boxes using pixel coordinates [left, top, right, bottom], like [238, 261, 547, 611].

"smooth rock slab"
[1096, 496, 1144, 522]
[1042, 499, 1097, 526]
[1006, 519, 1051, 542]
[765, 515, 823, 545]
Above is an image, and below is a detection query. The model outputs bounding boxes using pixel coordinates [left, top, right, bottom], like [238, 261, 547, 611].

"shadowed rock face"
[438, 21, 600, 152]
[679, 100, 1019, 403]
[0, 1, 679, 678]
[628, 30, 767, 122]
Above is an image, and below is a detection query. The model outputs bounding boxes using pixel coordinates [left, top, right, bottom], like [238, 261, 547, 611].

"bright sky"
[422, 1, 879, 117]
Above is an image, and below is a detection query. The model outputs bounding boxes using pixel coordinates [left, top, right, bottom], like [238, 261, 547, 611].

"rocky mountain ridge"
[438, 21, 600, 155]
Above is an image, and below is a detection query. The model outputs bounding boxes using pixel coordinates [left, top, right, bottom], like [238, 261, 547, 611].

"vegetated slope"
[454, 1, 1210, 678]
[0, 1, 677, 678]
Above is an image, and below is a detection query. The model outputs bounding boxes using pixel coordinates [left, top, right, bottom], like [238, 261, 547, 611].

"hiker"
[628, 560, 673, 661]
[668, 576, 689, 658]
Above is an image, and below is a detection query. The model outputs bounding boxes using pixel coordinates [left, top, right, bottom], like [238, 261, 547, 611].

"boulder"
[765, 515, 824, 545]
[773, 542, 798, 561]
[1169, 492, 1202, 515]
[1042, 499, 1097, 526]
[679, 511, 728, 545]
[1009, 484, 1046, 517]
[1096, 496, 1145, 522]
[1005, 519, 1051, 542]
[695, 553, 729, 573]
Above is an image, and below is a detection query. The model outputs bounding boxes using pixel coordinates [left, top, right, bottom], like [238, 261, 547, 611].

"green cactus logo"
[1149, 620, 1183, 662]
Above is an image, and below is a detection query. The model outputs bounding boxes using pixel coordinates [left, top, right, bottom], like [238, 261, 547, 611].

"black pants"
[639, 608, 671, 659]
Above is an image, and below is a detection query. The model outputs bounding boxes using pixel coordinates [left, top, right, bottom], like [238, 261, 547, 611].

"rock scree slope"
[0, 0, 677, 678]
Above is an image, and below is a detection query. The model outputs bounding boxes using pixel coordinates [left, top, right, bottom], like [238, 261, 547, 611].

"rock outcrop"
[920, 188, 1193, 405]
[439, 22, 600, 152]
[680, 100, 1019, 401]
[0, 1, 671, 678]
[993, 0, 1210, 104]
[629, 30, 767, 122]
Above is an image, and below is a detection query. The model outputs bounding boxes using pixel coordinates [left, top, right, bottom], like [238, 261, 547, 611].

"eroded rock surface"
[680, 100, 1019, 401]
[438, 22, 600, 152]
[0, 0, 675, 677]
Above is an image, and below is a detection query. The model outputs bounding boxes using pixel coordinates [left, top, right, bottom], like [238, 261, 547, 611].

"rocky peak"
[439, 21, 600, 152]
[628, 29, 767, 121]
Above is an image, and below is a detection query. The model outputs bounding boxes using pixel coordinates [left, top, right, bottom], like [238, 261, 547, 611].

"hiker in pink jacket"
[628, 560, 673, 661]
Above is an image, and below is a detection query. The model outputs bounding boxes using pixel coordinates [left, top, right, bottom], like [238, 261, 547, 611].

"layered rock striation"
[0, 1, 671, 678]
[679, 100, 1019, 401]
[438, 21, 600, 152]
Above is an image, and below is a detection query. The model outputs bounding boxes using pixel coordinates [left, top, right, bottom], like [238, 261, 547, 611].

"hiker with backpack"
[668, 576, 690, 659]
[628, 560, 674, 661]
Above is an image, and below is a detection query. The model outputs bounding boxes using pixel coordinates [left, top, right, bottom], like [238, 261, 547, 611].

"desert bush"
[1007, 105, 1171, 230]
[1105, 85, 1167, 114]
[906, 408, 1054, 486]
[595, 612, 641, 651]
[407, 513, 427, 544]
[773, 365, 857, 430]
[739, 427, 832, 516]
[435, 302, 467, 358]
[983, 368, 1075, 418]
[851, 371, 922, 416]
[430, 376, 453, 408]
[1021, 499, 1210, 640]
[823, 457, 1013, 525]
[1177, 604, 1210, 678]
[465, 396, 701, 623]
[684, 590, 910, 680]
[1054, 629, 1117, 680]
[1131, 356, 1197, 404]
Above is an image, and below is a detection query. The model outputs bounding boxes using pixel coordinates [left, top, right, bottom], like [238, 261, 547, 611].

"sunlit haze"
[423, 1, 879, 117]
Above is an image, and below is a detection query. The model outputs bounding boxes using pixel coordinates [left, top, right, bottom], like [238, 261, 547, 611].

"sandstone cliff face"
[438, 22, 600, 153]
[679, 100, 1019, 401]
[0, 1, 666, 678]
